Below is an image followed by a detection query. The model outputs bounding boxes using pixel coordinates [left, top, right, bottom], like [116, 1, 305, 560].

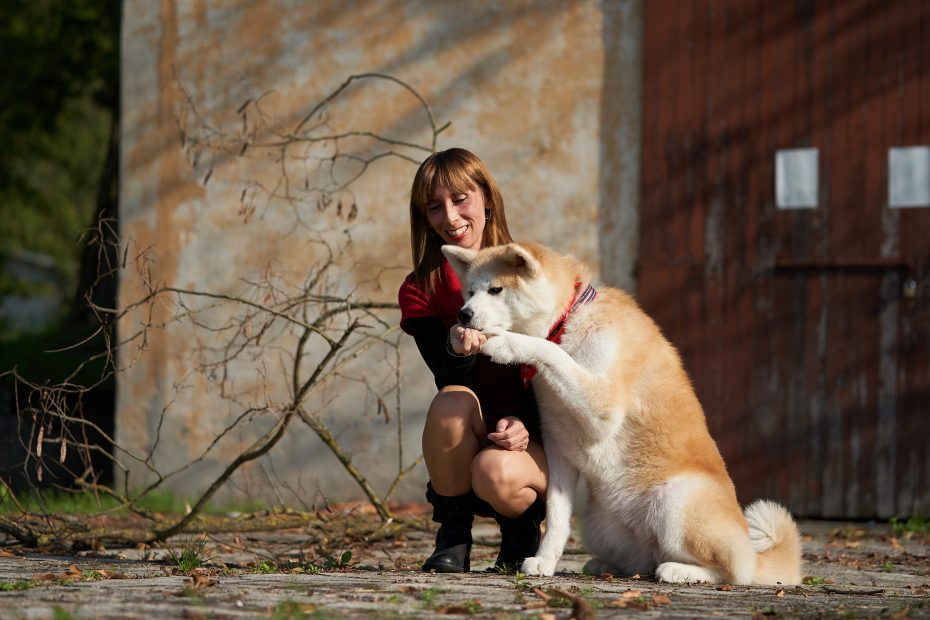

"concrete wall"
[117, 0, 641, 504]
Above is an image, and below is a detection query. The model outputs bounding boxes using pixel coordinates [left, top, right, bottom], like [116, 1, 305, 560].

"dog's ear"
[441, 245, 478, 281]
[502, 244, 542, 278]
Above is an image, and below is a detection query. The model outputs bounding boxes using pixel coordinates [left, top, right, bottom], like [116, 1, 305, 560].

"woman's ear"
[441, 245, 478, 281]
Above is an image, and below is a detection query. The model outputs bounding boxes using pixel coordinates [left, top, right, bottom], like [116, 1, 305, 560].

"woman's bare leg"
[421, 386, 487, 496]
[470, 440, 548, 516]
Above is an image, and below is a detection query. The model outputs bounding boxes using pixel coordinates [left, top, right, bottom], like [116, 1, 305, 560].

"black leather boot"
[492, 498, 546, 573]
[421, 481, 476, 573]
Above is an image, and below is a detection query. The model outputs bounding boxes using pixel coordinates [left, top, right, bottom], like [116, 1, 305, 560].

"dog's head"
[442, 242, 584, 337]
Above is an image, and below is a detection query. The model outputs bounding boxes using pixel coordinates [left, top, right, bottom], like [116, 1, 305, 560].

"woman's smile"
[428, 185, 487, 250]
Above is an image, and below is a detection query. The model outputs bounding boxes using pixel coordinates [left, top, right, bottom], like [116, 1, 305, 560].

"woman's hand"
[487, 416, 530, 451]
[449, 323, 487, 356]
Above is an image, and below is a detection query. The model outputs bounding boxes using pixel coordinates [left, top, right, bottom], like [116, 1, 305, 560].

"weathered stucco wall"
[117, 0, 641, 504]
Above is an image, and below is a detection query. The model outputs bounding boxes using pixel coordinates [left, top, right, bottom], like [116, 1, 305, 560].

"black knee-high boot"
[422, 481, 477, 573]
[493, 499, 546, 572]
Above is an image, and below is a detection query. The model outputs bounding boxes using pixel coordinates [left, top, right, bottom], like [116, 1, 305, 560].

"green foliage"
[0, 487, 266, 517]
[321, 550, 353, 569]
[0, 580, 32, 591]
[166, 536, 210, 572]
[802, 575, 826, 586]
[0, 0, 120, 331]
[890, 515, 930, 534]
[249, 561, 279, 574]
[51, 607, 76, 620]
[512, 571, 533, 591]
[0, 489, 119, 515]
[418, 586, 442, 607]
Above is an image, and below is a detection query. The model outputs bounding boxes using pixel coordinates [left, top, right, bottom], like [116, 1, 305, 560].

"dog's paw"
[479, 329, 522, 365]
[521, 555, 557, 576]
[655, 561, 718, 584]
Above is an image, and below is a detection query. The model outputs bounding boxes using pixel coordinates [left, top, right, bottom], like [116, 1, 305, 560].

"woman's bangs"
[435, 164, 476, 198]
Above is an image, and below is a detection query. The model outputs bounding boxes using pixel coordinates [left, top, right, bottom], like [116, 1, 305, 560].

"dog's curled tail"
[745, 499, 802, 585]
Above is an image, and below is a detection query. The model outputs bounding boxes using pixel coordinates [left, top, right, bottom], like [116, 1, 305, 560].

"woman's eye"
[488, 286, 503, 295]
[453, 195, 468, 205]
[428, 204, 441, 212]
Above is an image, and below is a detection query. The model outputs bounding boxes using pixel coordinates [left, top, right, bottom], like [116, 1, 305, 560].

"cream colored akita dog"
[442, 242, 801, 584]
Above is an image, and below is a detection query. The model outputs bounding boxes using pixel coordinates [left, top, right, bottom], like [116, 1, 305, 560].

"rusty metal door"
[639, 0, 929, 518]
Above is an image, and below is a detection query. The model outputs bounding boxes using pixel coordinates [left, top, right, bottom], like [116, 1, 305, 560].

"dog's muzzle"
[457, 307, 474, 327]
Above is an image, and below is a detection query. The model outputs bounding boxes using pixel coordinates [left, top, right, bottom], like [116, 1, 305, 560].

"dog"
[441, 242, 801, 584]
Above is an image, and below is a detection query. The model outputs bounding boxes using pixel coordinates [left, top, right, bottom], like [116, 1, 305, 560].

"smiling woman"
[398, 148, 548, 574]
[426, 185, 487, 249]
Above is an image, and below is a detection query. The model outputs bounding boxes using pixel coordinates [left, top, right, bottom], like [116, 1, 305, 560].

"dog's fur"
[442, 242, 801, 584]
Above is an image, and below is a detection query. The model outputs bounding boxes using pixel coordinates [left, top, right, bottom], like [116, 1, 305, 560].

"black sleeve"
[404, 317, 476, 390]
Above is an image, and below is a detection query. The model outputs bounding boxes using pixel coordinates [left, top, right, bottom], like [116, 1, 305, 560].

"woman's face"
[426, 184, 487, 250]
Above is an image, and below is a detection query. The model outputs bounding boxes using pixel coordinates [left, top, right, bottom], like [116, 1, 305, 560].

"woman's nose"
[440, 202, 456, 223]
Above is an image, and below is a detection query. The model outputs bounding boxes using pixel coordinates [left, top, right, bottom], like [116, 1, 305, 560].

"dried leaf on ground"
[653, 594, 672, 605]
[533, 587, 551, 602]
[189, 574, 217, 589]
[548, 588, 594, 620]
[611, 596, 649, 611]
[524, 600, 548, 610]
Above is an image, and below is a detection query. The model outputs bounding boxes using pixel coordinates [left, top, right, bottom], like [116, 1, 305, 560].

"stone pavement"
[0, 511, 927, 619]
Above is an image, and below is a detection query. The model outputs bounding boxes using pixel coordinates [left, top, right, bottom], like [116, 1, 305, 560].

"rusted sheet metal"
[640, 0, 929, 519]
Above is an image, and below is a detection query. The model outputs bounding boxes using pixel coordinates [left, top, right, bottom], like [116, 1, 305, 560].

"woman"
[398, 148, 547, 573]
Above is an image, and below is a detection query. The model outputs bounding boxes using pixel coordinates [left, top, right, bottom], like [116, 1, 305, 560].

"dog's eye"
[488, 286, 503, 295]
[468, 290, 474, 298]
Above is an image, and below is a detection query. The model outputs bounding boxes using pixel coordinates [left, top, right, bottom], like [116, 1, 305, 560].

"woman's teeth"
[448, 225, 469, 238]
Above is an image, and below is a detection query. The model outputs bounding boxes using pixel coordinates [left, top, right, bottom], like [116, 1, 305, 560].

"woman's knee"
[470, 449, 518, 502]
[425, 386, 481, 432]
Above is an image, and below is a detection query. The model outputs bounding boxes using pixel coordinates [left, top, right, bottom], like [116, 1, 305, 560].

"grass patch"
[419, 586, 443, 607]
[0, 580, 31, 591]
[0, 488, 121, 515]
[0, 487, 266, 517]
[51, 607, 76, 620]
[890, 515, 930, 535]
[166, 536, 210, 572]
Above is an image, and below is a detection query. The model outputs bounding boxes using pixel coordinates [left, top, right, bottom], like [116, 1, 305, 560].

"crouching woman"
[398, 148, 548, 573]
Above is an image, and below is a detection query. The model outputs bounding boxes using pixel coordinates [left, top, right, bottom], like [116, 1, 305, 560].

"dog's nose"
[458, 307, 474, 326]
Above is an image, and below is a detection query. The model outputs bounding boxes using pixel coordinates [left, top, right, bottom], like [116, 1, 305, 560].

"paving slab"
[0, 514, 927, 619]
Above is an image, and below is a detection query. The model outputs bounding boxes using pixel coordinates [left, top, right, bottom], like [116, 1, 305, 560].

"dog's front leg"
[522, 437, 578, 577]
[478, 328, 539, 366]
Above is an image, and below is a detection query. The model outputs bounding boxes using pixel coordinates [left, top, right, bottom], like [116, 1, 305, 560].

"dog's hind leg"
[655, 561, 724, 583]
[521, 439, 578, 577]
[581, 500, 655, 576]
[654, 477, 756, 584]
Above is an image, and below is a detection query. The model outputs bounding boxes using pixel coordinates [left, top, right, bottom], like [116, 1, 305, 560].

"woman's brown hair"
[409, 148, 513, 295]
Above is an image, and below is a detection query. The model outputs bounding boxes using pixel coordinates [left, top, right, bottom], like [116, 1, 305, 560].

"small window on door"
[776, 148, 818, 209]
[889, 146, 930, 208]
